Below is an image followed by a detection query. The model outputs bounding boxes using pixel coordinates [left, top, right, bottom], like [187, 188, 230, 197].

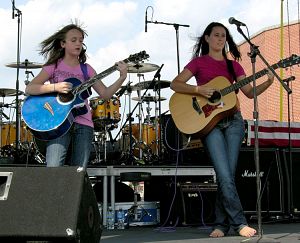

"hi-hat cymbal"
[132, 95, 167, 102]
[6, 60, 43, 69]
[127, 63, 159, 73]
[0, 88, 24, 97]
[134, 80, 171, 90]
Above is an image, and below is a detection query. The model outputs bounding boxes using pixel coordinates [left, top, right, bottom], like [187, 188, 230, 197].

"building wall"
[237, 22, 300, 122]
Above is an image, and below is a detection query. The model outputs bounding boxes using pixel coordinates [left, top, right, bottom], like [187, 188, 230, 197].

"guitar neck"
[72, 53, 140, 96]
[221, 62, 280, 96]
[73, 65, 118, 95]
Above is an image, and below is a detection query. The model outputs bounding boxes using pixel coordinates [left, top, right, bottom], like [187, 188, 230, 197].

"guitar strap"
[226, 59, 238, 94]
[80, 62, 89, 81]
[80, 62, 92, 97]
[225, 59, 237, 82]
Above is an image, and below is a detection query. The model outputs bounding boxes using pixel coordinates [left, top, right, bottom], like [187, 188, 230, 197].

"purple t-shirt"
[185, 55, 245, 85]
[43, 59, 96, 128]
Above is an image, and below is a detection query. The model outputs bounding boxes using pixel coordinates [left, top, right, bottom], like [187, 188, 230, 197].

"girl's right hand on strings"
[196, 86, 216, 98]
[55, 82, 73, 93]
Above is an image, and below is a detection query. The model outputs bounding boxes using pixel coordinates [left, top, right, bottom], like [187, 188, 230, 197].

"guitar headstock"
[125, 51, 149, 63]
[278, 54, 300, 68]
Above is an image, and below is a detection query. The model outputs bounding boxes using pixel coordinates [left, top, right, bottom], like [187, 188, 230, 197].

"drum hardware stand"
[0, 101, 10, 150]
[113, 66, 163, 164]
[153, 95, 160, 158]
[92, 130, 106, 164]
[24, 68, 34, 85]
[112, 81, 138, 164]
[92, 124, 115, 164]
[124, 82, 136, 164]
[29, 141, 45, 164]
[11, 1, 23, 163]
[153, 69, 163, 162]
[235, 22, 291, 243]
[136, 73, 146, 162]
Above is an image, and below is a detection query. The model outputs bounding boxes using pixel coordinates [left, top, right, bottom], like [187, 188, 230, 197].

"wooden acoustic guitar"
[169, 54, 300, 137]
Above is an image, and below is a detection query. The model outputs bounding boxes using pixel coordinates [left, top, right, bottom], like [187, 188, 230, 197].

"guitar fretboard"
[221, 63, 279, 96]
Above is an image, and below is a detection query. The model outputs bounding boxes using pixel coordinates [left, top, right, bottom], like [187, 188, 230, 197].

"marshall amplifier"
[281, 148, 300, 215]
[236, 147, 284, 214]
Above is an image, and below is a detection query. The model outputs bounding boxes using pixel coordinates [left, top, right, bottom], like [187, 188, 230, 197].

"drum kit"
[90, 62, 171, 165]
[0, 60, 45, 164]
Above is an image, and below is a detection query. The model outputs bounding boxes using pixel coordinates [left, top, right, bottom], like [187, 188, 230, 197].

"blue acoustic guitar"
[22, 51, 149, 140]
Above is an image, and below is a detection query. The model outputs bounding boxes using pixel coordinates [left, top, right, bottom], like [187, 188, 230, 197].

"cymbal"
[6, 60, 43, 69]
[132, 95, 167, 102]
[134, 80, 171, 90]
[0, 88, 24, 97]
[127, 63, 159, 73]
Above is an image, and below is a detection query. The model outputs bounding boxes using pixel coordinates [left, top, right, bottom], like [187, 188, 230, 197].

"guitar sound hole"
[58, 93, 74, 103]
[208, 91, 221, 103]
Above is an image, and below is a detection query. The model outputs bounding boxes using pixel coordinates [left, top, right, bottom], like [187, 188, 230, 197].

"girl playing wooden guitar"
[170, 22, 274, 238]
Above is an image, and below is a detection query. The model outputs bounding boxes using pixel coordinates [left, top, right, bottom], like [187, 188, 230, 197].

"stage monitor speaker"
[0, 166, 101, 242]
[282, 148, 300, 215]
[236, 148, 284, 214]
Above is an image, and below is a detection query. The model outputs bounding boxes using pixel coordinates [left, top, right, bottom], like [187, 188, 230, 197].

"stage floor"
[100, 222, 300, 243]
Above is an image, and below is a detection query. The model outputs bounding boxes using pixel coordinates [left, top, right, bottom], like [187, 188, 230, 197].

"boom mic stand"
[12, 1, 22, 164]
[146, 16, 189, 75]
[145, 8, 189, 162]
[235, 25, 291, 243]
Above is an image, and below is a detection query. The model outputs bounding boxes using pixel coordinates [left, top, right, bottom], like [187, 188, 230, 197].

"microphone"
[283, 76, 295, 83]
[228, 17, 246, 27]
[12, 0, 15, 19]
[116, 82, 131, 97]
[145, 10, 148, 32]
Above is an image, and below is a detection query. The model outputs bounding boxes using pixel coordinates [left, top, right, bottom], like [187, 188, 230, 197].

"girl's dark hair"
[192, 22, 241, 61]
[39, 23, 88, 65]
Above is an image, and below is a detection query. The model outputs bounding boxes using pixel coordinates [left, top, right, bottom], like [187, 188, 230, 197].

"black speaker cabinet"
[0, 166, 101, 242]
[282, 148, 300, 215]
[236, 148, 284, 214]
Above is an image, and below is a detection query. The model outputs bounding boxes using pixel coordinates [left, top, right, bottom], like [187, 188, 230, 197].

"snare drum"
[1, 121, 33, 147]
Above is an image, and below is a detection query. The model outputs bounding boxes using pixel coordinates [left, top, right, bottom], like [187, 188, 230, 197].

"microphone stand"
[147, 20, 189, 74]
[235, 25, 291, 243]
[147, 19, 189, 163]
[12, 2, 22, 164]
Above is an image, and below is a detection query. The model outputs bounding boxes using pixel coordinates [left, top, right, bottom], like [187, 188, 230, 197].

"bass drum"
[1, 121, 33, 147]
[121, 123, 160, 155]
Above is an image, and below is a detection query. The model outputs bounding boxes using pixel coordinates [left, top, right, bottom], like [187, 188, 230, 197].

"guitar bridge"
[44, 102, 54, 116]
[192, 97, 202, 115]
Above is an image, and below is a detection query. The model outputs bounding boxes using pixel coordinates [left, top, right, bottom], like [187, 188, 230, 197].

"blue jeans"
[203, 111, 247, 233]
[46, 123, 93, 169]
